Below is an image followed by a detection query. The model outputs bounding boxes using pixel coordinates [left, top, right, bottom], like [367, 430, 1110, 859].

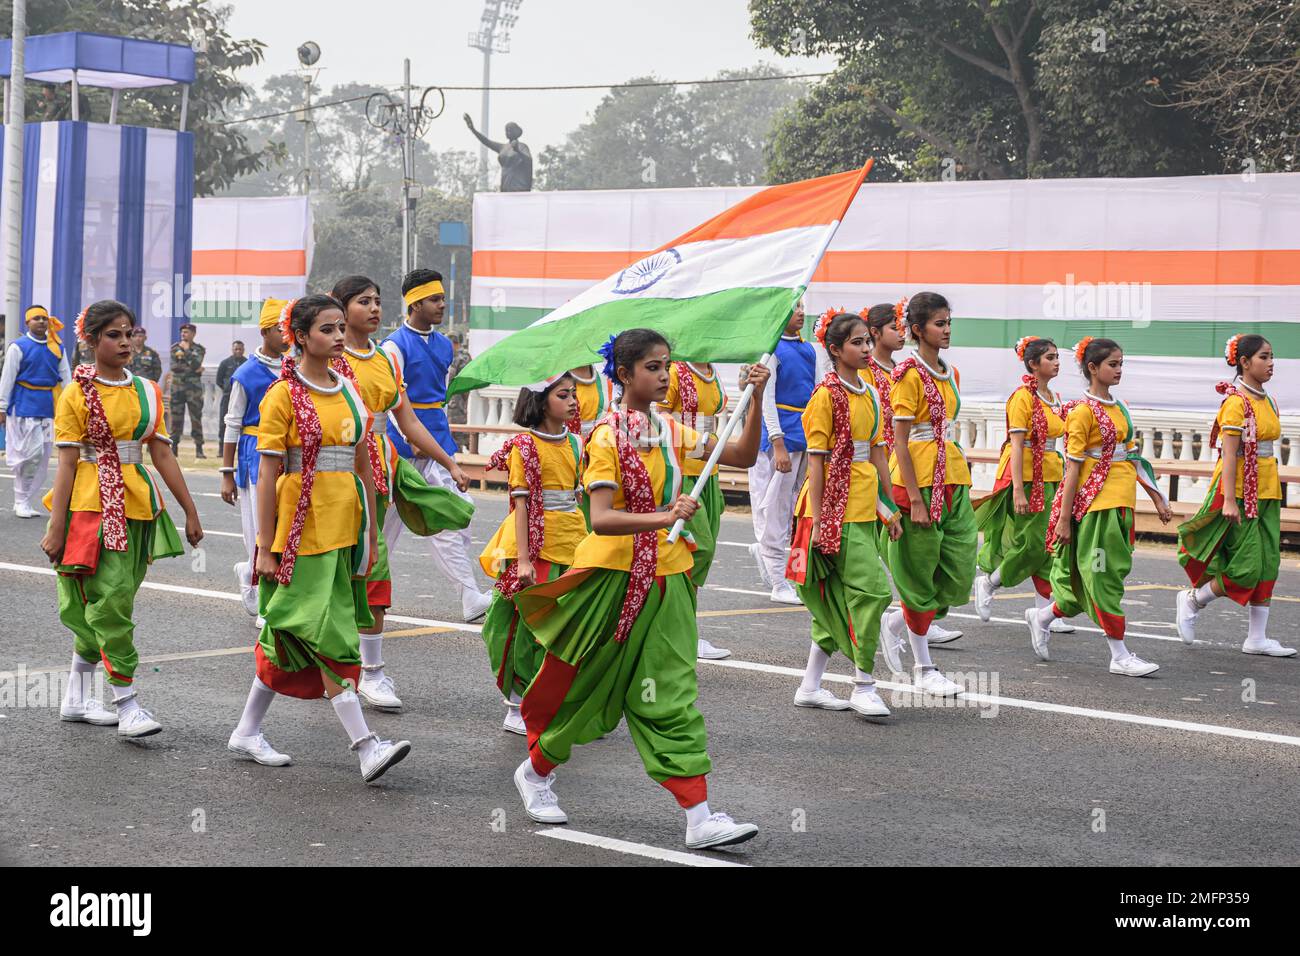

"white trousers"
[237, 485, 259, 592]
[385, 456, 482, 597]
[749, 448, 806, 585]
[6, 416, 52, 508]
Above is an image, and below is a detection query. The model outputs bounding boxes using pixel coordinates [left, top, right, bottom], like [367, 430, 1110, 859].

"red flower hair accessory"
[73, 308, 89, 342]
[1073, 336, 1094, 366]
[893, 297, 907, 334]
[278, 298, 299, 348]
[815, 307, 846, 348]
[1224, 333, 1243, 367]
[1015, 335, 1037, 360]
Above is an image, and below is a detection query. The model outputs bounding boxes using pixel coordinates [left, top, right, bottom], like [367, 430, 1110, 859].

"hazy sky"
[222, 0, 837, 154]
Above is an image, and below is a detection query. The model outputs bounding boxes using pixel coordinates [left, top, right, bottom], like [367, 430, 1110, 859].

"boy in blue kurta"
[0, 305, 71, 517]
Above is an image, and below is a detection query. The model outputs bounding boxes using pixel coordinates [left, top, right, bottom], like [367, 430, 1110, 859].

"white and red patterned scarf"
[488, 434, 546, 597]
[1210, 382, 1260, 518]
[868, 357, 895, 449]
[275, 356, 324, 585]
[74, 364, 129, 552]
[674, 361, 702, 429]
[331, 356, 389, 496]
[601, 409, 662, 643]
[891, 357, 948, 522]
[1017, 375, 1050, 513]
[1046, 399, 1116, 553]
[813, 372, 856, 555]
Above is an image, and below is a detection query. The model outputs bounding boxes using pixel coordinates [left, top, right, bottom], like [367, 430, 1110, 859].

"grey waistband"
[908, 420, 952, 443]
[286, 445, 355, 474]
[580, 419, 597, 436]
[1085, 445, 1130, 461]
[1253, 440, 1276, 458]
[371, 411, 389, 435]
[541, 489, 579, 512]
[673, 411, 717, 435]
[852, 439, 873, 463]
[1042, 437, 1059, 453]
[79, 439, 143, 465]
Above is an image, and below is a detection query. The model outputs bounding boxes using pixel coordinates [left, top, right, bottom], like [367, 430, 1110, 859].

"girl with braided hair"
[41, 300, 203, 739]
[786, 309, 901, 717]
[1025, 337, 1173, 673]
[1175, 335, 1293, 657]
[511, 328, 768, 850]
[478, 373, 584, 734]
[227, 295, 412, 783]
[972, 337, 1074, 635]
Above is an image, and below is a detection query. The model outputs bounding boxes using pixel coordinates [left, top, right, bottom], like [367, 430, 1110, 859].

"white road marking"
[534, 827, 749, 867]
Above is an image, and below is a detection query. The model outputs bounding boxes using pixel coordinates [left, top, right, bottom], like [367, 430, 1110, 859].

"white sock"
[507, 690, 523, 709]
[234, 677, 276, 738]
[1036, 604, 1058, 628]
[1247, 605, 1270, 644]
[800, 643, 831, 693]
[64, 655, 97, 708]
[989, 568, 1002, 588]
[1108, 638, 1131, 662]
[522, 760, 549, 785]
[359, 635, 385, 679]
[1193, 583, 1217, 608]
[330, 689, 372, 748]
[111, 683, 141, 718]
[685, 800, 711, 829]
[853, 667, 875, 689]
[1034, 593, 1051, 613]
[908, 629, 934, 668]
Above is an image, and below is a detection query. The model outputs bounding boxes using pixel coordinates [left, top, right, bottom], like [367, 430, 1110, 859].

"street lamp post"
[3, 0, 27, 348]
[467, 0, 523, 191]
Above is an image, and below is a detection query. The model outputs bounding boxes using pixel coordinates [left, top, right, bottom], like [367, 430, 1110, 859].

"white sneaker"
[879, 610, 907, 676]
[1109, 655, 1159, 677]
[117, 707, 162, 738]
[697, 638, 731, 660]
[913, 666, 963, 697]
[355, 734, 411, 783]
[926, 622, 963, 644]
[849, 685, 891, 717]
[255, 615, 266, 630]
[234, 561, 258, 617]
[59, 698, 118, 726]
[793, 686, 850, 710]
[1175, 589, 1199, 645]
[513, 759, 568, 824]
[1025, 608, 1051, 661]
[227, 731, 292, 766]
[973, 572, 994, 622]
[749, 542, 772, 588]
[358, 672, 403, 711]
[685, 811, 758, 850]
[770, 580, 803, 605]
[1048, 618, 1076, 634]
[463, 589, 493, 623]
[1242, 638, 1298, 658]
[502, 705, 527, 735]
[14, 502, 39, 518]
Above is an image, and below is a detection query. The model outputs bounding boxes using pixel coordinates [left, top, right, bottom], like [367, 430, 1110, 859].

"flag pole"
[665, 159, 873, 544]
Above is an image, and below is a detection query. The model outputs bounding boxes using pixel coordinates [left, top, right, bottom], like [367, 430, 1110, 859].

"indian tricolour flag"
[449, 161, 873, 394]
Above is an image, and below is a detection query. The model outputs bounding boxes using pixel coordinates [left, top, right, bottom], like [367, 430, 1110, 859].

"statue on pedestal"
[464, 114, 533, 192]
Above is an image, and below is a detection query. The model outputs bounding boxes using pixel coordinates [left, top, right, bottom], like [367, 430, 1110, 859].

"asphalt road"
[2, 464, 1298, 867]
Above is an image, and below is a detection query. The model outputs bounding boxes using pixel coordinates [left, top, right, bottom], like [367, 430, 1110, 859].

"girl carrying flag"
[227, 295, 411, 782]
[41, 300, 203, 738]
[786, 309, 901, 716]
[1025, 337, 1173, 673]
[512, 328, 768, 850]
[480, 374, 584, 734]
[1175, 334, 1293, 657]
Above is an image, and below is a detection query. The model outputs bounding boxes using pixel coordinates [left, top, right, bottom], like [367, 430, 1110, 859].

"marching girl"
[566, 363, 616, 440]
[879, 292, 973, 696]
[786, 310, 901, 716]
[331, 275, 474, 712]
[972, 337, 1074, 637]
[1025, 337, 1173, 674]
[1176, 334, 1293, 657]
[511, 329, 768, 850]
[221, 298, 288, 627]
[479, 374, 584, 734]
[658, 356, 731, 660]
[865, 300, 963, 647]
[41, 300, 203, 738]
[227, 295, 411, 782]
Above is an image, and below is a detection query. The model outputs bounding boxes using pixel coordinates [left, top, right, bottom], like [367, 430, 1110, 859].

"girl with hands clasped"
[42, 300, 202, 740]
[510, 328, 767, 852]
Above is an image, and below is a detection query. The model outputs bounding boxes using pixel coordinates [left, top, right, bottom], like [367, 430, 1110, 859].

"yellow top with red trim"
[794, 378, 888, 523]
[1214, 391, 1281, 501]
[52, 374, 170, 520]
[341, 344, 404, 414]
[479, 432, 587, 575]
[996, 386, 1065, 485]
[574, 414, 702, 575]
[571, 369, 614, 426]
[257, 377, 367, 556]
[1066, 399, 1138, 513]
[888, 359, 971, 488]
[658, 362, 727, 478]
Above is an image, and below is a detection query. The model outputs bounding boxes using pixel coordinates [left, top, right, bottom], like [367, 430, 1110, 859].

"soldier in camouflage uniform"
[129, 326, 163, 381]
[169, 322, 207, 458]
[446, 331, 472, 451]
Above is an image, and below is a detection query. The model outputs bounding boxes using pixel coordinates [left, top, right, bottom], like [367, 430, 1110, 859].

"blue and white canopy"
[0, 32, 195, 90]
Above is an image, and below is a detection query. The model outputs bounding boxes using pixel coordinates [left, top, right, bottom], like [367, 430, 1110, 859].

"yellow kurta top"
[997, 386, 1066, 484]
[52, 373, 169, 520]
[794, 378, 888, 523]
[888, 359, 971, 487]
[572, 370, 614, 428]
[573, 414, 702, 575]
[1213, 391, 1282, 501]
[257, 376, 367, 555]
[1065, 399, 1139, 513]
[341, 344, 403, 415]
[480, 431, 587, 575]
[659, 362, 727, 478]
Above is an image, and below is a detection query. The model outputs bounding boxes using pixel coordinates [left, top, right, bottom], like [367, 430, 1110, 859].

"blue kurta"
[8, 335, 62, 419]
[381, 323, 457, 458]
[232, 356, 280, 488]
[761, 335, 816, 453]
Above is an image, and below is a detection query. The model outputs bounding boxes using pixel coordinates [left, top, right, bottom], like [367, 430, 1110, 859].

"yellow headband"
[403, 280, 445, 308]
[259, 298, 288, 330]
[25, 305, 49, 323]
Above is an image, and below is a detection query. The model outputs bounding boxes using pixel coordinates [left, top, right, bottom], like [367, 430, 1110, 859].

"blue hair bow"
[597, 333, 619, 383]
